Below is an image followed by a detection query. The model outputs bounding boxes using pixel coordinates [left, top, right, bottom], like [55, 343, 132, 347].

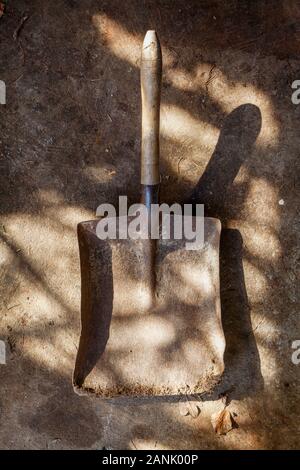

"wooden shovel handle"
[140, 30, 162, 187]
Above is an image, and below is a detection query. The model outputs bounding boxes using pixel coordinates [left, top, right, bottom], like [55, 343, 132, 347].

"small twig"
[7, 14, 28, 85]
[13, 14, 29, 41]
[253, 319, 264, 333]
[170, 46, 179, 58]
[8, 72, 24, 85]
[205, 64, 216, 93]
[68, 75, 104, 82]
[130, 439, 138, 450]
[7, 304, 21, 311]
[177, 156, 184, 175]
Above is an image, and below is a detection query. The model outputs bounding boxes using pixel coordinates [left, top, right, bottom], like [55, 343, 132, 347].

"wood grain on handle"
[141, 30, 162, 186]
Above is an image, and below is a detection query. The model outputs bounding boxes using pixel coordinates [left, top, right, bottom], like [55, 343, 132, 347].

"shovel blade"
[74, 217, 225, 397]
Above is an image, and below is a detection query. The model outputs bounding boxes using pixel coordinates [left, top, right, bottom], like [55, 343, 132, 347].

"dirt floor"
[0, 0, 299, 449]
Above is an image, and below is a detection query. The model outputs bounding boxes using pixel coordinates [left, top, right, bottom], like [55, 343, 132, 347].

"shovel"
[73, 31, 225, 397]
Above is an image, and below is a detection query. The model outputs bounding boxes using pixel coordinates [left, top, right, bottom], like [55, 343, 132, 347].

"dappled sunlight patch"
[256, 341, 281, 383]
[166, 61, 279, 148]
[92, 14, 141, 67]
[242, 225, 281, 263]
[38, 189, 65, 206]
[243, 177, 280, 227]
[2, 211, 79, 260]
[179, 265, 214, 298]
[3, 214, 75, 253]
[22, 336, 73, 375]
[165, 66, 196, 92]
[205, 72, 279, 148]
[163, 57, 279, 147]
[112, 316, 176, 349]
[82, 164, 117, 186]
[111, 277, 154, 315]
[161, 104, 218, 151]
[160, 104, 219, 182]
[0, 241, 14, 270]
[0, 211, 81, 320]
[38, 190, 93, 227]
[253, 311, 281, 342]
[248, 310, 282, 383]
[92, 14, 175, 69]
[47, 205, 93, 231]
[242, 259, 269, 297]
[24, 290, 62, 319]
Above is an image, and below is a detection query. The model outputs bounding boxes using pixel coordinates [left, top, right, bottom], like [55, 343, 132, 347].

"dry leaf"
[178, 395, 201, 418]
[211, 407, 234, 435]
